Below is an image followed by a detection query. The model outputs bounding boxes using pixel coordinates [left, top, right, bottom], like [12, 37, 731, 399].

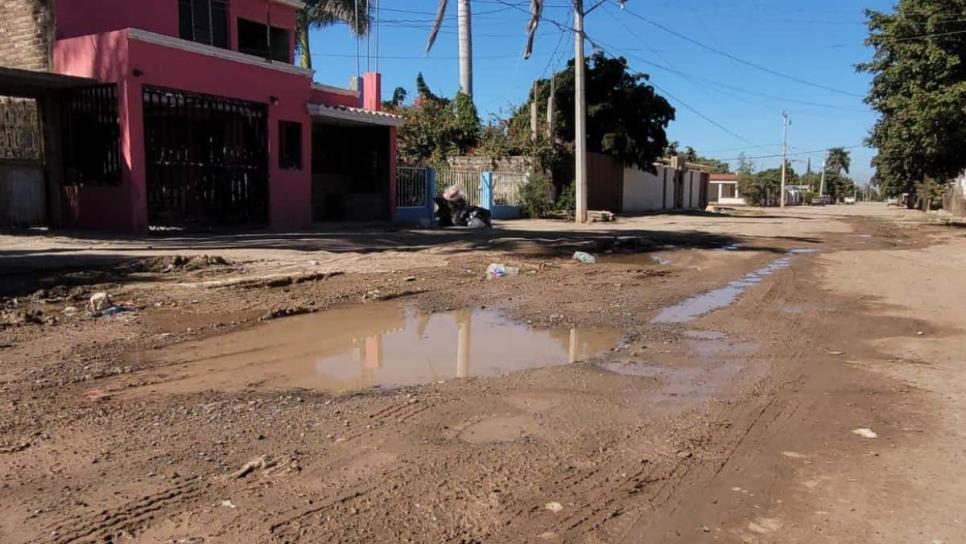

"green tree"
[296, 0, 369, 69]
[739, 162, 799, 207]
[511, 53, 675, 172]
[395, 75, 482, 167]
[858, 0, 966, 197]
[823, 148, 854, 201]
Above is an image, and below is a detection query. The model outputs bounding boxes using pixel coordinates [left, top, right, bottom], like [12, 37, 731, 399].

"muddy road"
[1, 205, 963, 543]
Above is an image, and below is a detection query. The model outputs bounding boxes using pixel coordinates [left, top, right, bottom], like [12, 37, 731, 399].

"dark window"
[237, 18, 290, 62]
[63, 85, 121, 186]
[279, 121, 302, 170]
[179, 0, 229, 48]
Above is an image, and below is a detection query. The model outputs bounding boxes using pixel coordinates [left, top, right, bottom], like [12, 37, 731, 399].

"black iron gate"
[143, 86, 267, 226]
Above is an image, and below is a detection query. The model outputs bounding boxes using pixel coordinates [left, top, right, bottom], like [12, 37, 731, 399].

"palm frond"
[425, 0, 449, 53]
[523, 0, 543, 59]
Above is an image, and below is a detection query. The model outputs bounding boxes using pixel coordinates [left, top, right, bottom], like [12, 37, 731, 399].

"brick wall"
[0, 0, 53, 72]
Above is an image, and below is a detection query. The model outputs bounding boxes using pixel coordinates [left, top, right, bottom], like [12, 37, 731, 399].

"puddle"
[651, 249, 815, 324]
[121, 304, 619, 396]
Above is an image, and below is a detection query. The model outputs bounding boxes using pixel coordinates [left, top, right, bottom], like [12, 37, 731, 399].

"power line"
[620, 6, 865, 98]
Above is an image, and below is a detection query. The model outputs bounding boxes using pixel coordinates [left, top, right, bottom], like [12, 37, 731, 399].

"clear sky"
[310, 0, 893, 183]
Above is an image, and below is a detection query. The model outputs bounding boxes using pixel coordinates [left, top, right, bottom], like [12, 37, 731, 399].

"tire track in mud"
[40, 478, 208, 544]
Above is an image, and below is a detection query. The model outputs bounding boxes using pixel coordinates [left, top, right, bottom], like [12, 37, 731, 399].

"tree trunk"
[297, 14, 312, 69]
[457, 0, 473, 96]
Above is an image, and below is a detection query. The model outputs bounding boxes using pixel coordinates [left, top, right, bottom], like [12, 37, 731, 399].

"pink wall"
[55, 1, 177, 41]
[310, 87, 361, 108]
[128, 35, 313, 231]
[55, 0, 298, 62]
[53, 29, 315, 232]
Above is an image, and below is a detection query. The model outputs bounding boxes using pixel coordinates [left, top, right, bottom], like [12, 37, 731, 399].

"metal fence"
[396, 166, 429, 207]
[435, 168, 480, 206]
[0, 96, 42, 161]
[493, 171, 527, 206]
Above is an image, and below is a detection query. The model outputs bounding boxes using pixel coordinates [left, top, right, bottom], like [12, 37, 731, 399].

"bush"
[804, 191, 816, 205]
[556, 181, 576, 211]
[520, 173, 555, 218]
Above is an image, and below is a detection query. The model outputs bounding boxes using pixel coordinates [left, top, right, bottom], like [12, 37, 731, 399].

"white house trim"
[308, 103, 404, 127]
[312, 83, 359, 98]
[272, 0, 306, 9]
[127, 29, 315, 78]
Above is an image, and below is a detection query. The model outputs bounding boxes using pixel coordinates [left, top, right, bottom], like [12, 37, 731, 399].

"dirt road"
[1, 204, 963, 543]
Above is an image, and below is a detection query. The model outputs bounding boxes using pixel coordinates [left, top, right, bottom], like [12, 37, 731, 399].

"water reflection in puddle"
[125, 304, 619, 395]
[651, 248, 816, 324]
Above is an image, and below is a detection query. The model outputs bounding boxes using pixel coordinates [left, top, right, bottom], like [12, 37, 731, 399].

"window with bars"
[279, 121, 302, 170]
[178, 0, 229, 48]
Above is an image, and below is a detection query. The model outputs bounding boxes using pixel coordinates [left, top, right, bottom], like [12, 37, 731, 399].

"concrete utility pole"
[819, 159, 827, 197]
[457, 0, 473, 96]
[780, 111, 789, 208]
[574, 0, 588, 223]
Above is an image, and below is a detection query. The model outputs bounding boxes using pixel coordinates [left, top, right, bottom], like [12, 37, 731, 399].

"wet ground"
[2, 204, 964, 543]
[115, 304, 619, 397]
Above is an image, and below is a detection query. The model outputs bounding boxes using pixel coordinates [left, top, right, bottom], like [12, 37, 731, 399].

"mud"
[1, 205, 962, 544]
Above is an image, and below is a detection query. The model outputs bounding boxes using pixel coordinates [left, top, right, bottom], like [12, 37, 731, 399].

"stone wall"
[448, 155, 532, 175]
[0, 0, 53, 72]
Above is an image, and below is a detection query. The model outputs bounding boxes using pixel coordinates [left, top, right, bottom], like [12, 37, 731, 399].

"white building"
[708, 173, 747, 206]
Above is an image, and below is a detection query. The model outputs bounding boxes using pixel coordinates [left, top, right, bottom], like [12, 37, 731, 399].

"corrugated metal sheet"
[0, 163, 46, 226]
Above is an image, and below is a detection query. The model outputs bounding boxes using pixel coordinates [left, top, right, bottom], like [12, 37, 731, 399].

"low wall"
[0, 161, 46, 226]
[622, 165, 707, 212]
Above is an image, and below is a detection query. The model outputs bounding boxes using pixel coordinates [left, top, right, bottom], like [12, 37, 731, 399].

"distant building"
[708, 173, 746, 206]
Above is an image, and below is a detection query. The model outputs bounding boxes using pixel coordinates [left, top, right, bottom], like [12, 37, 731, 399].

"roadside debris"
[545, 501, 564, 513]
[573, 251, 597, 264]
[852, 428, 878, 439]
[434, 186, 492, 228]
[230, 455, 277, 479]
[87, 292, 113, 313]
[486, 263, 520, 280]
[220, 499, 237, 509]
[588, 210, 615, 223]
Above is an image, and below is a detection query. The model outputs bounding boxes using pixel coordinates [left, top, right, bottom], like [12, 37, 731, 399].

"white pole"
[819, 160, 827, 196]
[574, 0, 588, 223]
[457, 0, 473, 96]
[780, 111, 788, 208]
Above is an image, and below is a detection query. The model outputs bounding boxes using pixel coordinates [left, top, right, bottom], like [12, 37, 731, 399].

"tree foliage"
[738, 162, 799, 207]
[296, 0, 369, 69]
[511, 53, 675, 172]
[858, 0, 966, 196]
[394, 74, 480, 167]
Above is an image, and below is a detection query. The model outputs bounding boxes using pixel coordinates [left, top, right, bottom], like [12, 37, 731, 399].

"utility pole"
[574, 0, 588, 223]
[780, 111, 789, 208]
[530, 81, 539, 141]
[457, 0, 473, 96]
[546, 74, 555, 139]
[819, 159, 827, 197]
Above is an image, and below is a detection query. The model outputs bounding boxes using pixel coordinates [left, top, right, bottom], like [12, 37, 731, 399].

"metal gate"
[143, 86, 267, 226]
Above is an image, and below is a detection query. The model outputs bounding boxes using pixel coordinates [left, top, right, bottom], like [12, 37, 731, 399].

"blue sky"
[310, 0, 892, 183]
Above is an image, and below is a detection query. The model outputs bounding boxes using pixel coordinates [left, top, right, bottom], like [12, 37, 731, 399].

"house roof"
[308, 103, 405, 127]
[710, 173, 739, 182]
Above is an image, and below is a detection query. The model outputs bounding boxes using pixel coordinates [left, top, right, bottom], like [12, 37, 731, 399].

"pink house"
[41, 0, 402, 232]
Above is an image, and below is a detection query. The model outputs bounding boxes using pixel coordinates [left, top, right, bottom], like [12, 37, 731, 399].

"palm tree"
[297, 0, 370, 70]
[427, 0, 474, 96]
[825, 147, 851, 176]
